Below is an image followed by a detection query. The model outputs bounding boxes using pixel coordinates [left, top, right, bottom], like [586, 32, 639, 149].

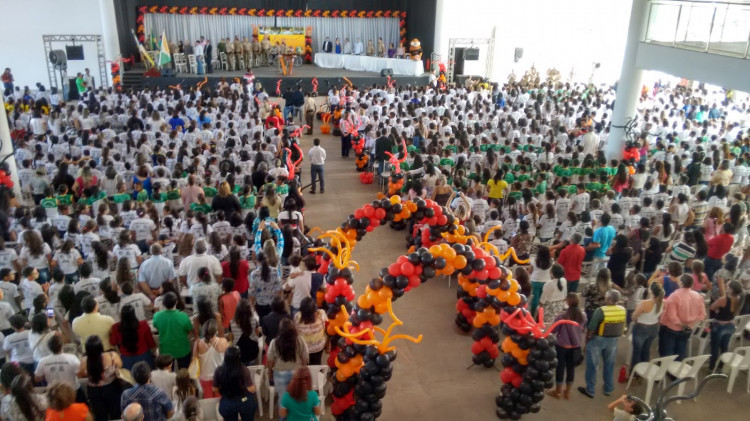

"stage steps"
[122, 72, 143, 91]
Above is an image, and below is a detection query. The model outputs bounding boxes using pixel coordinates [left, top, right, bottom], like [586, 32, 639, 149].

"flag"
[159, 32, 171, 68]
[131, 29, 154, 67]
[151, 33, 158, 51]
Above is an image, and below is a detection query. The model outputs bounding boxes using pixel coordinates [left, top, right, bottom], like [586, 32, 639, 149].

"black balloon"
[422, 266, 436, 278]
[395, 276, 409, 289]
[408, 252, 421, 264]
[434, 257, 447, 269]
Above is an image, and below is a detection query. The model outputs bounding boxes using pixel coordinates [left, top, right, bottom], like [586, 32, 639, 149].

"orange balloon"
[390, 195, 401, 204]
[443, 263, 455, 276]
[453, 255, 467, 269]
[429, 245, 442, 256]
[508, 279, 519, 293]
[443, 247, 457, 261]
[357, 295, 370, 309]
[508, 293, 521, 306]
[377, 288, 393, 301]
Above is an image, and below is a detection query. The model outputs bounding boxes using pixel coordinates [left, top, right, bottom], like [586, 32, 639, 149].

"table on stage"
[313, 53, 423, 76]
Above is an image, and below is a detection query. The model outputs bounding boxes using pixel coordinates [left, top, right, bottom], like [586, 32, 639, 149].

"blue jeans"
[704, 257, 723, 282]
[659, 325, 691, 361]
[64, 271, 80, 285]
[273, 369, 294, 412]
[709, 322, 735, 368]
[631, 323, 659, 370]
[283, 106, 293, 122]
[310, 164, 324, 192]
[584, 336, 618, 396]
[37, 268, 50, 285]
[219, 393, 256, 421]
[196, 57, 204, 74]
[567, 280, 580, 293]
[530, 281, 545, 316]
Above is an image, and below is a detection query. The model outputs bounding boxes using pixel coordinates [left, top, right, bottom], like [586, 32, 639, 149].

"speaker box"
[49, 50, 67, 68]
[380, 68, 393, 77]
[66, 45, 84, 60]
[453, 48, 465, 75]
[161, 68, 176, 77]
[463, 48, 479, 61]
[514, 47, 524, 62]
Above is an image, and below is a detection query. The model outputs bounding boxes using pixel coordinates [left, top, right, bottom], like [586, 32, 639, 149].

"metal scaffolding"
[42, 34, 108, 92]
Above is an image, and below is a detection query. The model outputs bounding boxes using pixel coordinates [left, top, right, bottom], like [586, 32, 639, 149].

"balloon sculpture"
[307, 195, 571, 420]
[343, 119, 369, 172]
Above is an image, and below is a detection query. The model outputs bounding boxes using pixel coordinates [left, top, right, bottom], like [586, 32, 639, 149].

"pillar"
[432, 0, 447, 69]
[0, 96, 22, 201]
[98, 0, 122, 87]
[607, 0, 650, 160]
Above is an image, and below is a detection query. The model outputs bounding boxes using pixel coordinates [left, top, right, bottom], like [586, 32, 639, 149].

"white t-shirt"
[113, 243, 141, 269]
[20, 243, 51, 269]
[538, 214, 558, 239]
[28, 331, 54, 362]
[20, 278, 44, 311]
[0, 248, 18, 270]
[286, 270, 312, 309]
[75, 277, 101, 296]
[0, 281, 20, 313]
[35, 352, 81, 388]
[96, 296, 121, 322]
[0, 302, 13, 330]
[53, 249, 81, 275]
[130, 218, 157, 242]
[120, 293, 152, 321]
[3, 330, 34, 363]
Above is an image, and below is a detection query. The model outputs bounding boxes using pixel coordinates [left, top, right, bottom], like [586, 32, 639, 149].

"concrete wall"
[0, 0, 105, 90]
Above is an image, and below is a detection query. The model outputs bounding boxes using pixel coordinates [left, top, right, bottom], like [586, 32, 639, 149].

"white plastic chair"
[626, 355, 678, 404]
[246, 365, 266, 416]
[308, 365, 330, 415]
[174, 53, 187, 73]
[730, 315, 750, 349]
[220, 52, 228, 70]
[689, 318, 713, 357]
[198, 397, 222, 420]
[624, 322, 635, 366]
[713, 346, 750, 393]
[188, 55, 198, 74]
[666, 354, 711, 403]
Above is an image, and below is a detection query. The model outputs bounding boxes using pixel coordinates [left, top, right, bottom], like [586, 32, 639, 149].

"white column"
[98, 0, 121, 87]
[607, 0, 650, 160]
[0, 96, 22, 201]
[432, 0, 447, 67]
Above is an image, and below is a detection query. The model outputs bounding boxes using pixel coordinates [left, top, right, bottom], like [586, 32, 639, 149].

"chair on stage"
[188, 55, 198, 74]
[220, 52, 229, 71]
[174, 53, 187, 73]
[211, 54, 220, 72]
[238, 56, 246, 71]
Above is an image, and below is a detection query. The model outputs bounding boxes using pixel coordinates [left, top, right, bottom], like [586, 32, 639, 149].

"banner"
[258, 27, 305, 51]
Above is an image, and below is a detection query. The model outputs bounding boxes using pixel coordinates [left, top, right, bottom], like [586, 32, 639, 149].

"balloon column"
[308, 195, 564, 420]
[344, 120, 369, 172]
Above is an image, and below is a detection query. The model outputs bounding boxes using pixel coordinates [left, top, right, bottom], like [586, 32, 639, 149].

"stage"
[125, 63, 430, 94]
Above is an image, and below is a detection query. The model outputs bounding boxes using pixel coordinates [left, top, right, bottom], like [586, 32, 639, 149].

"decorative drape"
[144, 13, 399, 54]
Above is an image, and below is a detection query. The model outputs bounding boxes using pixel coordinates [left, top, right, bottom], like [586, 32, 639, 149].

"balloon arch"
[309, 195, 577, 420]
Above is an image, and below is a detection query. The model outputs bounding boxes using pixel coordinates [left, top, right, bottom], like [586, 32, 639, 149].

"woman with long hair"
[487, 169, 508, 203]
[3, 374, 47, 421]
[211, 181, 241, 215]
[195, 319, 230, 398]
[709, 280, 746, 370]
[19, 230, 52, 284]
[547, 293, 586, 400]
[612, 163, 629, 197]
[88, 241, 113, 281]
[222, 246, 250, 298]
[52, 239, 84, 284]
[230, 299, 261, 365]
[280, 367, 322, 420]
[45, 380, 93, 421]
[154, 280, 185, 312]
[192, 294, 225, 338]
[78, 335, 122, 421]
[582, 268, 613, 320]
[249, 247, 282, 320]
[294, 297, 328, 365]
[28, 312, 54, 364]
[539, 264, 568, 326]
[266, 318, 309, 414]
[212, 346, 257, 420]
[109, 304, 156, 370]
[529, 245, 553, 316]
[630, 282, 665, 370]
[606, 234, 634, 289]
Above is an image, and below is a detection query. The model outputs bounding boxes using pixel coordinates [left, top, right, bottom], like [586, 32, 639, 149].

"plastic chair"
[220, 52, 228, 70]
[626, 355, 678, 404]
[174, 53, 187, 73]
[246, 365, 266, 416]
[666, 354, 711, 403]
[188, 55, 198, 74]
[624, 322, 635, 366]
[308, 365, 330, 414]
[713, 346, 750, 393]
[198, 397, 222, 420]
[689, 319, 713, 357]
[730, 315, 750, 349]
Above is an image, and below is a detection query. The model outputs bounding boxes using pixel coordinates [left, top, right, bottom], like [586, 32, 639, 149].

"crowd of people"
[1, 62, 750, 421]
[321, 37, 404, 59]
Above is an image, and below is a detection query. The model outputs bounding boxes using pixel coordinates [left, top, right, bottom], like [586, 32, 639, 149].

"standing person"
[708, 280, 745, 370]
[539, 264, 568, 326]
[120, 362, 175, 421]
[249, 251, 282, 320]
[261, 296, 291, 343]
[212, 346, 256, 421]
[230, 299, 260, 366]
[205, 39, 213, 73]
[309, 138, 326, 194]
[71, 296, 115, 351]
[303, 93, 316, 134]
[547, 293, 586, 400]
[294, 297, 327, 365]
[322, 37, 332, 53]
[2, 374, 47, 421]
[557, 233, 585, 292]
[658, 274, 706, 361]
[34, 335, 84, 402]
[195, 319, 229, 399]
[266, 319, 309, 414]
[587, 213, 616, 273]
[45, 381, 92, 421]
[704, 222, 735, 282]
[578, 290, 626, 399]
[529, 246, 553, 316]
[78, 335, 123, 421]
[280, 367, 321, 421]
[152, 292, 194, 370]
[109, 305, 157, 370]
[3, 314, 35, 374]
[75, 73, 86, 97]
[222, 246, 250, 299]
[630, 283, 664, 371]
[1, 68, 13, 93]
[138, 244, 177, 301]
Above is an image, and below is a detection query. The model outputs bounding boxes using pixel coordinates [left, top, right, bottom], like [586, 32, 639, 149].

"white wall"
[0, 0, 105, 90]
[434, 0, 633, 84]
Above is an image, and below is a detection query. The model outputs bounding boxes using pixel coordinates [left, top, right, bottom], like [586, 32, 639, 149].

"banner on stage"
[258, 27, 306, 51]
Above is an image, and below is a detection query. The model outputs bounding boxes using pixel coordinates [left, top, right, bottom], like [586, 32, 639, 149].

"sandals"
[546, 389, 561, 399]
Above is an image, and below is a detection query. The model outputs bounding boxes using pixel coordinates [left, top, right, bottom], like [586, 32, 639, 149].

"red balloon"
[408, 275, 421, 288]
[413, 265, 422, 275]
[354, 209, 364, 219]
[366, 226, 375, 232]
[500, 367, 518, 384]
[437, 215, 448, 225]
[388, 263, 402, 276]
[375, 208, 386, 219]
[488, 346, 500, 359]
[476, 285, 487, 298]
[488, 267, 501, 279]
[484, 256, 495, 268]
[397, 255, 408, 264]
[364, 206, 375, 218]
[428, 217, 438, 226]
[512, 375, 523, 388]
[369, 218, 380, 227]
[475, 269, 489, 280]
[400, 262, 415, 276]
[471, 342, 484, 355]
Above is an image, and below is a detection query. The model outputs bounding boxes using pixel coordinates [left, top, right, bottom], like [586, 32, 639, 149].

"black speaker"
[453, 48, 465, 75]
[49, 50, 67, 69]
[66, 45, 84, 60]
[514, 47, 523, 62]
[161, 68, 176, 77]
[463, 48, 479, 61]
[380, 68, 393, 77]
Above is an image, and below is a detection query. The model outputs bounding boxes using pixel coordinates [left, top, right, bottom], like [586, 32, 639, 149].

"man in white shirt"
[20, 267, 46, 312]
[74, 263, 100, 296]
[3, 314, 35, 372]
[119, 282, 153, 321]
[581, 129, 599, 157]
[130, 209, 157, 253]
[177, 240, 223, 289]
[354, 38, 364, 55]
[309, 138, 327, 194]
[0, 269, 21, 314]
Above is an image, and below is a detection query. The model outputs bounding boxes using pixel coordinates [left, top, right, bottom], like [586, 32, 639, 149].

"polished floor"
[254, 118, 749, 421]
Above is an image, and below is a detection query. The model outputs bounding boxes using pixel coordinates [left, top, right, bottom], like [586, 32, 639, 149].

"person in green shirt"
[152, 292, 194, 369]
[56, 184, 73, 206]
[280, 367, 322, 421]
[40, 187, 58, 214]
[133, 182, 149, 202]
[75, 72, 86, 95]
[190, 193, 212, 214]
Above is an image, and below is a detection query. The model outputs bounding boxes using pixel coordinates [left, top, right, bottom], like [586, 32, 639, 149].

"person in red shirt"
[221, 246, 250, 298]
[658, 274, 706, 361]
[704, 222, 735, 282]
[109, 304, 157, 370]
[558, 233, 586, 292]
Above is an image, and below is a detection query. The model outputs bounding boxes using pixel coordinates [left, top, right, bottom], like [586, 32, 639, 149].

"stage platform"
[126, 63, 430, 94]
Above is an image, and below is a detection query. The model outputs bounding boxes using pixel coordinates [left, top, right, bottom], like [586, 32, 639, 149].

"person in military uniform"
[579, 290, 626, 399]
[252, 37, 261, 67]
[242, 37, 252, 71]
[366, 40, 375, 56]
[377, 37, 386, 57]
[225, 37, 235, 71]
[233, 36, 242, 70]
[217, 38, 226, 69]
[261, 36, 271, 67]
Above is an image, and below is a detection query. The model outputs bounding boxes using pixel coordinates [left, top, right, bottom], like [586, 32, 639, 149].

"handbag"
[188, 340, 201, 379]
[573, 347, 584, 367]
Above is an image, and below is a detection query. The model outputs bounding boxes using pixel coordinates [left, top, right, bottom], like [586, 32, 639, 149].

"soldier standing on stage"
[242, 37, 252, 71]
[225, 37, 235, 70]
[252, 37, 261, 68]
[261, 37, 271, 66]
[233, 36, 242, 70]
